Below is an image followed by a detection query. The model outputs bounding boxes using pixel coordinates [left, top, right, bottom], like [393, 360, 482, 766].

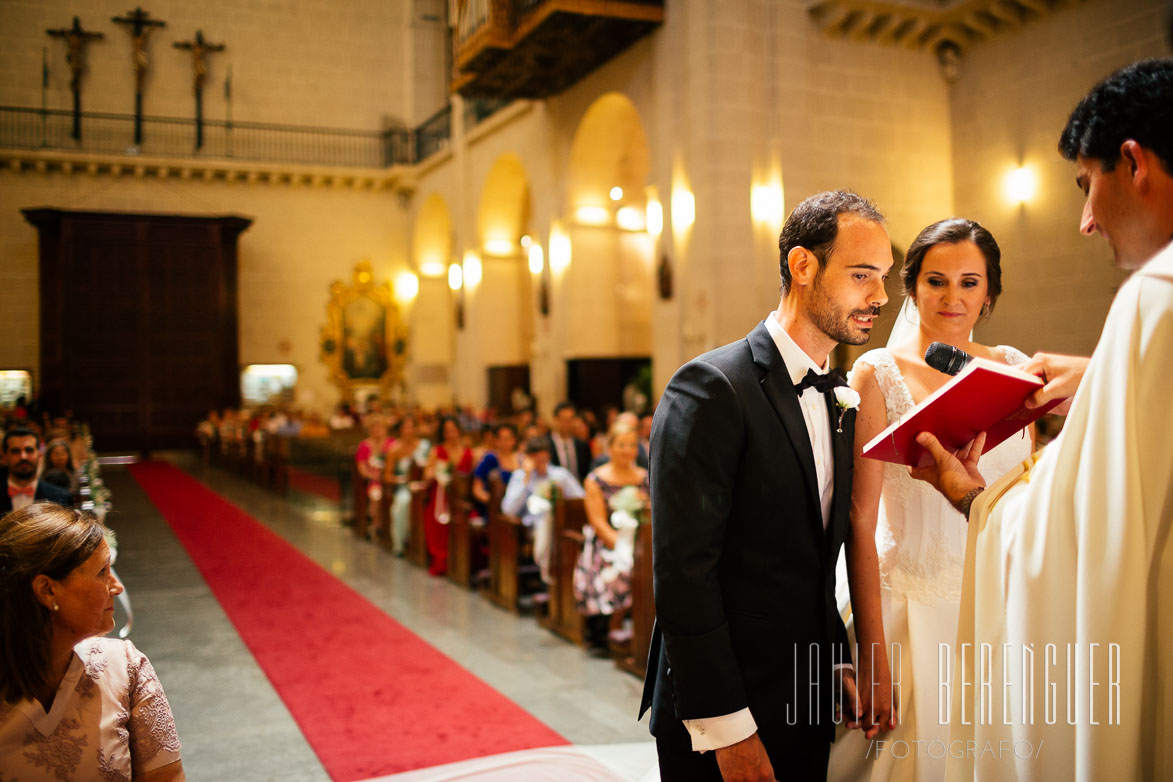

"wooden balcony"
[452, 0, 664, 99]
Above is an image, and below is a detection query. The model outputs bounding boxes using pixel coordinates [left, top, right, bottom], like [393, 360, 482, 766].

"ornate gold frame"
[319, 260, 408, 399]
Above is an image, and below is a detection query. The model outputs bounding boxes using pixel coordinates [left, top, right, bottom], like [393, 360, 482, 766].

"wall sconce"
[462, 251, 482, 289]
[483, 238, 515, 257]
[528, 244, 545, 275]
[1005, 166, 1037, 204]
[672, 187, 695, 234]
[529, 244, 549, 316]
[616, 206, 646, 232]
[574, 205, 610, 226]
[393, 271, 419, 302]
[549, 228, 571, 274]
[646, 198, 663, 238]
[610, 186, 624, 201]
[448, 263, 464, 329]
[419, 260, 445, 278]
[751, 183, 784, 229]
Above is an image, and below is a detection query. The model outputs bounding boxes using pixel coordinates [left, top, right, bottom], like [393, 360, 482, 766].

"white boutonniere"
[833, 386, 860, 433]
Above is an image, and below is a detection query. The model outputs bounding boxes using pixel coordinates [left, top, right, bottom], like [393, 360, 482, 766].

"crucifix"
[112, 7, 166, 146]
[173, 30, 225, 150]
[46, 17, 104, 141]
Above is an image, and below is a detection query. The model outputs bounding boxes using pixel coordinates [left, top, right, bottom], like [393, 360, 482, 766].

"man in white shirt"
[641, 190, 893, 781]
[502, 436, 585, 583]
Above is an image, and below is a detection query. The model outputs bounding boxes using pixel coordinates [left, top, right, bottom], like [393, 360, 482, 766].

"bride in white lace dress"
[829, 219, 1035, 782]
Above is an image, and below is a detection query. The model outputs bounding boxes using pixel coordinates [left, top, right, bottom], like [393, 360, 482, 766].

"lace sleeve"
[126, 643, 182, 776]
[849, 348, 910, 425]
[999, 345, 1031, 367]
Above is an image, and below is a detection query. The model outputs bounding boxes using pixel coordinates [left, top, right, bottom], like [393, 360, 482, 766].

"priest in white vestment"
[910, 59, 1173, 782]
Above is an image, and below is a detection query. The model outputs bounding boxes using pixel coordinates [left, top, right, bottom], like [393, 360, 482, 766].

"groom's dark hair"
[778, 189, 885, 295]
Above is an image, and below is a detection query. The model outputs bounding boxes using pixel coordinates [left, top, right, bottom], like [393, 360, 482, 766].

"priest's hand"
[909, 432, 986, 515]
[714, 732, 777, 782]
[1022, 352, 1089, 415]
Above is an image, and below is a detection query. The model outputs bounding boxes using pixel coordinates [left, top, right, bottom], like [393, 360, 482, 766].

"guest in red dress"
[423, 417, 473, 575]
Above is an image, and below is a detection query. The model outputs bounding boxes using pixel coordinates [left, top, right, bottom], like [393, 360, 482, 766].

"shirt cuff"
[683, 708, 757, 753]
[833, 663, 854, 673]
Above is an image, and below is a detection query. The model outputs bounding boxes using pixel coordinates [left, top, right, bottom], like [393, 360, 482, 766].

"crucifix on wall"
[112, 6, 166, 147]
[173, 30, 225, 150]
[46, 17, 104, 141]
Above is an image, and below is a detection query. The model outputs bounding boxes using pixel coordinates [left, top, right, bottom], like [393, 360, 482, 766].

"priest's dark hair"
[1059, 58, 1173, 175]
[778, 189, 885, 295]
[902, 218, 1004, 317]
[0, 503, 106, 704]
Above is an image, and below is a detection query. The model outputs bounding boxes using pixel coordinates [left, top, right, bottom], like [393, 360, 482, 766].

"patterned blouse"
[0, 637, 181, 781]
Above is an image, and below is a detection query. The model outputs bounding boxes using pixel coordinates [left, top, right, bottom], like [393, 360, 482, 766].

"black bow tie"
[794, 368, 845, 396]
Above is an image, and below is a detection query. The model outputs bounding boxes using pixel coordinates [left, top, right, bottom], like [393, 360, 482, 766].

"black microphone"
[924, 342, 974, 376]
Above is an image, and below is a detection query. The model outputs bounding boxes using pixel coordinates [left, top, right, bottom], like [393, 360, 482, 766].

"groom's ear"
[788, 246, 820, 289]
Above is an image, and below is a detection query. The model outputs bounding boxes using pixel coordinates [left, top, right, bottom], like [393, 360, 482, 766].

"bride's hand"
[856, 650, 898, 738]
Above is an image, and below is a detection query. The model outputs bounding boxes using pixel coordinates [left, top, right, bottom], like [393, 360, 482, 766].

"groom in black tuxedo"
[640, 190, 893, 781]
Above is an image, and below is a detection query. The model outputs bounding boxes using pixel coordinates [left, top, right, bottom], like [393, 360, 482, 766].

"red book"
[861, 357, 1064, 468]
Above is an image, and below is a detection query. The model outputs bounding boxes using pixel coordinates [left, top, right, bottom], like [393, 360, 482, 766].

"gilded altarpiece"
[319, 261, 408, 399]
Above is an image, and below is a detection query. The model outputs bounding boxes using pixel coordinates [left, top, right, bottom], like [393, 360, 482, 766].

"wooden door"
[24, 209, 250, 453]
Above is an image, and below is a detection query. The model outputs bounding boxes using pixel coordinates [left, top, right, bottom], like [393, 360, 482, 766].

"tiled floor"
[104, 453, 651, 781]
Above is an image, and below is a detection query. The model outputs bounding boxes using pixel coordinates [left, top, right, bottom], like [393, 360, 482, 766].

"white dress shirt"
[8, 478, 36, 511]
[683, 313, 842, 752]
[550, 433, 578, 478]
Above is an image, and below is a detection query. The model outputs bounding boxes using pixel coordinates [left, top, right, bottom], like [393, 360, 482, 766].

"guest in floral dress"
[573, 422, 649, 657]
[354, 415, 392, 541]
[0, 503, 184, 781]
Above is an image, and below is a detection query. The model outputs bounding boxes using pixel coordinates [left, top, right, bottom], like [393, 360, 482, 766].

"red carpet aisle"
[128, 461, 567, 781]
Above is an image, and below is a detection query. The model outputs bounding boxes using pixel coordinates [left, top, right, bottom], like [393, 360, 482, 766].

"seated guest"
[472, 423, 496, 474]
[2, 428, 73, 515]
[589, 412, 650, 470]
[549, 402, 593, 483]
[573, 422, 649, 657]
[44, 439, 79, 494]
[386, 416, 429, 557]
[0, 503, 184, 780]
[329, 402, 357, 430]
[472, 423, 520, 519]
[423, 417, 474, 575]
[502, 437, 584, 583]
[638, 412, 653, 459]
[354, 416, 392, 541]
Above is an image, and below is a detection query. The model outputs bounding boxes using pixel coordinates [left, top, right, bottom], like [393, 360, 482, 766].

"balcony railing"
[0, 106, 424, 169]
[462, 96, 512, 130]
[414, 105, 452, 162]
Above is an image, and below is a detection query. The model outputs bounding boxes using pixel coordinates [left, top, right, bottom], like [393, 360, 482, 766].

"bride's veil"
[886, 295, 920, 349]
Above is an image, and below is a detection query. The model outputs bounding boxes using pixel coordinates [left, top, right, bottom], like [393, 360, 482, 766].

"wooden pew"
[405, 479, 430, 568]
[351, 461, 369, 539]
[269, 435, 289, 495]
[445, 473, 480, 588]
[541, 497, 587, 644]
[616, 520, 655, 678]
[481, 474, 527, 613]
